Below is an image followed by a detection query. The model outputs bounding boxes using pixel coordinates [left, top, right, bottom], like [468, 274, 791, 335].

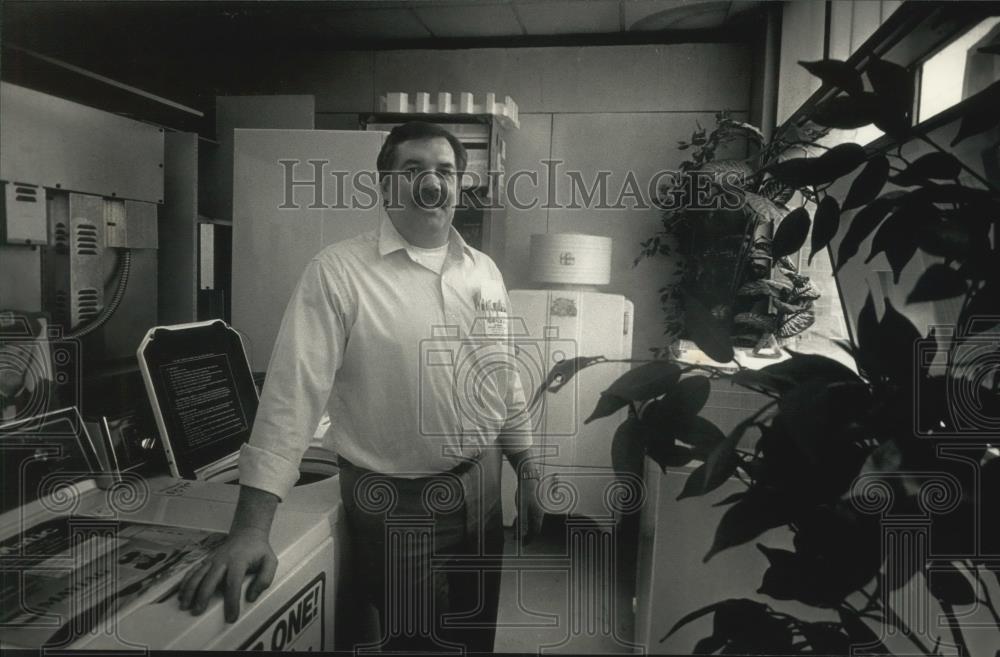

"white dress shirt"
[406, 241, 450, 275]
[238, 215, 532, 501]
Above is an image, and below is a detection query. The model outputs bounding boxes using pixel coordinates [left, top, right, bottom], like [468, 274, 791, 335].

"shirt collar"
[377, 213, 475, 261]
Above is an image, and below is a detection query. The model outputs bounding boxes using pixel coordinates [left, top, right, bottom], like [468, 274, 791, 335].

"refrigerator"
[502, 289, 635, 525]
[231, 129, 387, 369]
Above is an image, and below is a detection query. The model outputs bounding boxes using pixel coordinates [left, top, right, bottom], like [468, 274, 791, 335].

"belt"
[337, 451, 486, 479]
[338, 451, 501, 543]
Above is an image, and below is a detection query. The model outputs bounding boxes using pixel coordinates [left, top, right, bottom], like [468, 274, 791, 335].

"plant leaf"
[661, 601, 726, 642]
[891, 152, 963, 185]
[771, 206, 811, 259]
[905, 183, 994, 206]
[685, 294, 734, 364]
[731, 369, 787, 394]
[759, 177, 795, 205]
[647, 440, 695, 471]
[677, 415, 755, 501]
[809, 196, 841, 264]
[737, 278, 791, 298]
[776, 308, 815, 338]
[835, 192, 904, 271]
[611, 416, 646, 478]
[951, 79, 1000, 146]
[866, 58, 912, 137]
[906, 264, 967, 303]
[677, 455, 736, 500]
[798, 622, 852, 653]
[867, 58, 909, 100]
[878, 298, 922, 385]
[837, 608, 890, 652]
[700, 159, 755, 187]
[758, 538, 870, 607]
[704, 489, 790, 561]
[767, 143, 867, 188]
[720, 117, 766, 142]
[677, 415, 728, 459]
[779, 379, 869, 460]
[692, 634, 726, 654]
[870, 194, 939, 280]
[662, 375, 712, 419]
[813, 143, 869, 182]
[928, 564, 977, 606]
[734, 352, 860, 394]
[865, 210, 916, 284]
[855, 293, 880, 378]
[800, 59, 864, 96]
[605, 360, 682, 402]
[585, 393, 629, 423]
[811, 93, 881, 129]
[756, 545, 814, 601]
[961, 280, 1000, 333]
[916, 218, 973, 259]
[842, 155, 889, 210]
[859, 439, 903, 475]
[641, 398, 687, 471]
[712, 598, 794, 650]
[539, 355, 606, 397]
[713, 491, 747, 507]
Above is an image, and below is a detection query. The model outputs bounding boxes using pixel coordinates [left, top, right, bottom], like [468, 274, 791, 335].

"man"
[177, 121, 544, 653]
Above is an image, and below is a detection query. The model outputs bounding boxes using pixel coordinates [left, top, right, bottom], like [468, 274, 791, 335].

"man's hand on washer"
[178, 484, 280, 622]
[178, 527, 278, 622]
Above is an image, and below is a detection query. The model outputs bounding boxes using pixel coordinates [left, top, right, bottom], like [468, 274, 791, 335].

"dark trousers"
[338, 450, 505, 654]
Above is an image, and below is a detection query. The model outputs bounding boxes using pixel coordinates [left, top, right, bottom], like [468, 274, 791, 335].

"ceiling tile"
[414, 3, 525, 38]
[321, 7, 432, 40]
[513, 0, 621, 35]
[625, 0, 734, 31]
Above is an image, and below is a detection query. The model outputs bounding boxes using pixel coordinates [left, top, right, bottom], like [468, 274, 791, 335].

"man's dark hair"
[376, 121, 467, 180]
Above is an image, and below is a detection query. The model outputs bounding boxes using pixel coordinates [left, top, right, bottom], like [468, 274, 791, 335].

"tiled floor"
[336, 515, 639, 654]
[493, 517, 638, 654]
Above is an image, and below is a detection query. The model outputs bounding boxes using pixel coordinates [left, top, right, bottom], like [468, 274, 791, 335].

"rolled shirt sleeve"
[238, 255, 350, 501]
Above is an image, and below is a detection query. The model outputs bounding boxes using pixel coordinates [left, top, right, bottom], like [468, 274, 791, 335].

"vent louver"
[75, 223, 99, 256]
[54, 290, 70, 326]
[76, 288, 100, 321]
[53, 222, 69, 253]
[13, 183, 38, 203]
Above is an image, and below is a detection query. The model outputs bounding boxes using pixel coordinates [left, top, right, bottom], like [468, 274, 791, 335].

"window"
[917, 16, 1000, 123]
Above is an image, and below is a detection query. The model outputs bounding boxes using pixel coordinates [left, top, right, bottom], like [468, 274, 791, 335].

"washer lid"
[137, 321, 259, 480]
[0, 407, 100, 514]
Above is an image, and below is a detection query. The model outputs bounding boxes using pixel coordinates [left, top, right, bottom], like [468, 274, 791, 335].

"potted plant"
[638, 112, 826, 359]
[540, 56, 1000, 653]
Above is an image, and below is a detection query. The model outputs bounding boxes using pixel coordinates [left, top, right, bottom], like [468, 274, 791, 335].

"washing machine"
[134, 320, 342, 508]
[0, 404, 348, 651]
[1, 320, 349, 650]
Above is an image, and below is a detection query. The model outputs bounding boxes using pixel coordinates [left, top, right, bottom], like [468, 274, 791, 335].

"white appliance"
[135, 320, 341, 491]
[0, 409, 349, 651]
[528, 233, 613, 286]
[502, 289, 634, 524]
[231, 129, 386, 370]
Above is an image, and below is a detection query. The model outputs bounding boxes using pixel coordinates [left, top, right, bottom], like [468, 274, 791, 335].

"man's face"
[381, 137, 459, 237]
